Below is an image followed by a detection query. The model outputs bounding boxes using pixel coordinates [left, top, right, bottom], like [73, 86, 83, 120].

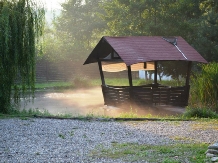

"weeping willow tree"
[0, 0, 44, 113]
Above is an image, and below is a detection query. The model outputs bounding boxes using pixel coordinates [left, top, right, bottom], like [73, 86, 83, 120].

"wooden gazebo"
[84, 36, 207, 107]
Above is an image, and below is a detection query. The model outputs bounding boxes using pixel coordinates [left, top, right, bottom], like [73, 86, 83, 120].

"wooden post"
[154, 61, 158, 84]
[185, 61, 192, 105]
[186, 61, 192, 86]
[127, 65, 133, 107]
[127, 66, 133, 86]
[97, 59, 105, 86]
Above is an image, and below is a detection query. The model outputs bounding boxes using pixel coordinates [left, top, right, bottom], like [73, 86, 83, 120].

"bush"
[190, 63, 218, 111]
[184, 107, 218, 118]
[73, 76, 91, 88]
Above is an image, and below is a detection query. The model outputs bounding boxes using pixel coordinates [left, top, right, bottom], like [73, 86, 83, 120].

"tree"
[102, 0, 204, 38]
[161, 61, 189, 82]
[194, 0, 218, 62]
[39, 23, 65, 62]
[0, 0, 44, 113]
[54, 0, 106, 62]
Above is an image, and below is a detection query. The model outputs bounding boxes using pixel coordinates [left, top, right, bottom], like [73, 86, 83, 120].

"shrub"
[73, 76, 91, 88]
[190, 63, 218, 111]
[184, 107, 218, 118]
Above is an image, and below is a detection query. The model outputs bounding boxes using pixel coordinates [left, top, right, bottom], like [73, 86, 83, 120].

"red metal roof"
[84, 36, 207, 66]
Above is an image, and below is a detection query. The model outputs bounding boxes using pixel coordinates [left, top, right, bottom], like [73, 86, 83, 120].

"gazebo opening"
[102, 52, 155, 72]
[84, 36, 207, 108]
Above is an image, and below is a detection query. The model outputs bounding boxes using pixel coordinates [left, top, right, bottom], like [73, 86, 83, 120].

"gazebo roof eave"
[84, 36, 208, 65]
[84, 58, 207, 66]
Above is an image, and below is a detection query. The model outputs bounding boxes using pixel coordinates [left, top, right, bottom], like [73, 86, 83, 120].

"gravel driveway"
[0, 118, 217, 162]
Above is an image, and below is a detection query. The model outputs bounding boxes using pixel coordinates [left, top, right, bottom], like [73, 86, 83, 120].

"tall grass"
[190, 63, 218, 111]
[184, 107, 218, 118]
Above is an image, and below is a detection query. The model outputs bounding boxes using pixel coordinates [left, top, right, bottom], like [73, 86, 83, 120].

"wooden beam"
[186, 61, 192, 86]
[127, 66, 133, 86]
[100, 58, 122, 62]
[97, 59, 106, 86]
[154, 61, 158, 84]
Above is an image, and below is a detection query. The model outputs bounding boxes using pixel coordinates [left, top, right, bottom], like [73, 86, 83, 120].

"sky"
[40, 0, 66, 10]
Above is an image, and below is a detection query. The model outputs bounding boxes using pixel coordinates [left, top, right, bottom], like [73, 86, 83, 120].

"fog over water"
[20, 87, 185, 117]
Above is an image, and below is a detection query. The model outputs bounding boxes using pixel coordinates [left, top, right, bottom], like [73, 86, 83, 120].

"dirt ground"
[20, 87, 185, 117]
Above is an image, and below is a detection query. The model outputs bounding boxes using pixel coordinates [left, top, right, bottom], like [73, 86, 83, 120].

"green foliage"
[73, 76, 91, 88]
[0, 107, 51, 119]
[136, 79, 185, 87]
[58, 133, 65, 139]
[184, 107, 218, 118]
[119, 107, 139, 118]
[159, 61, 188, 82]
[39, 25, 65, 62]
[0, 0, 45, 113]
[195, 0, 218, 62]
[190, 63, 218, 111]
[102, 0, 203, 38]
[53, 0, 106, 61]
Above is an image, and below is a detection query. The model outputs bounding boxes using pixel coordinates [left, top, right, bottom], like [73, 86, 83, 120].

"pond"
[20, 87, 185, 117]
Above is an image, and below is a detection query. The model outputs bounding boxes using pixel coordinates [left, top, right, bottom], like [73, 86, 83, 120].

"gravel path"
[0, 118, 217, 162]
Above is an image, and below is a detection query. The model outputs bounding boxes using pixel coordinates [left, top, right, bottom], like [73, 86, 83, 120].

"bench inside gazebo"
[84, 36, 207, 107]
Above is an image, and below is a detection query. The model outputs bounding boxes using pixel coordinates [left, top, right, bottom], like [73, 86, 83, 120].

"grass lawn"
[33, 78, 185, 90]
[90, 142, 209, 163]
[91, 78, 185, 86]
[34, 81, 74, 89]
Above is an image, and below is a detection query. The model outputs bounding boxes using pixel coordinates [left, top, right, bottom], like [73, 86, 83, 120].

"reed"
[190, 63, 218, 111]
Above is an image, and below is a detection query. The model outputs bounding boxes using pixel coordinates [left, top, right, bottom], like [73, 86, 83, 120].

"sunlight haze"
[40, 0, 66, 10]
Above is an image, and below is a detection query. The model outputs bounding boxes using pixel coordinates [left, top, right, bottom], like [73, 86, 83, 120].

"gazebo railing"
[102, 84, 190, 107]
